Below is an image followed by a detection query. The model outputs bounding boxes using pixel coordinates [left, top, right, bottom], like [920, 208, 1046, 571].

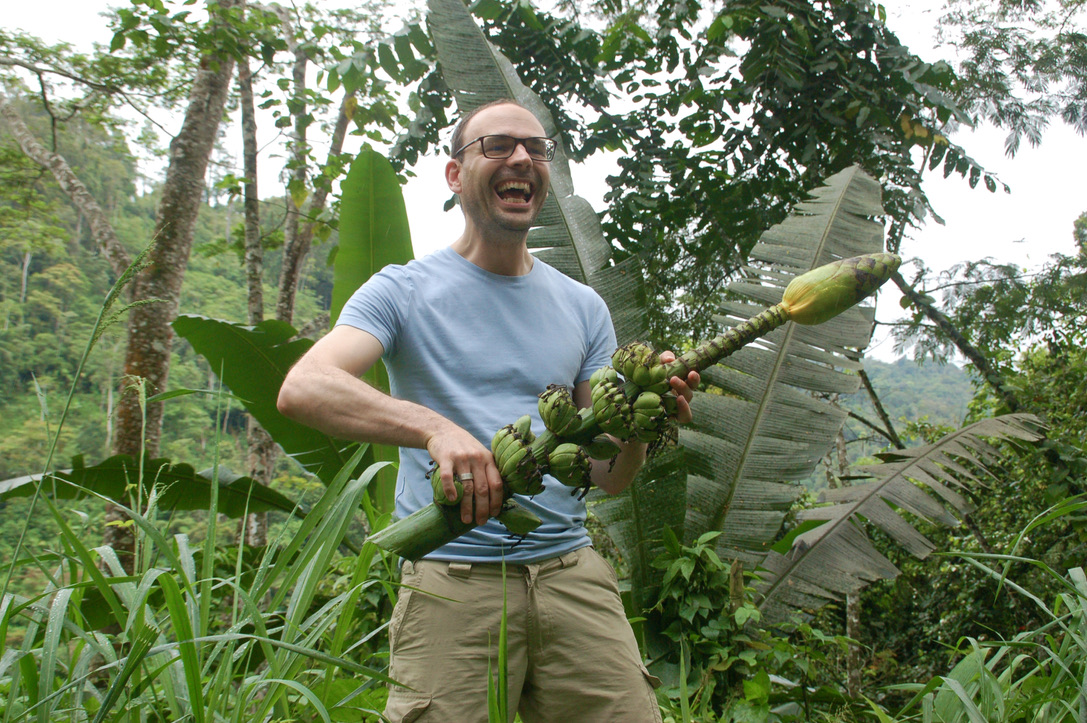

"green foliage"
[405, 0, 1005, 346]
[651, 527, 862, 722]
[939, 0, 1087, 155]
[0, 454, 302, 519]
[890, 498, 1087, 722]
[0, 452, 392, 722]
[894, 228, 1087, 497]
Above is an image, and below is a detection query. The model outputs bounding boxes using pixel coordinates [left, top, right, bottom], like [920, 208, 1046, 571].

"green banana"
[513, 414, 535, 442]
[430, 465, 463, 506]
[497, 500, 543, 536]
[499, 444, 529, 478]
[548, 442, 593, 488]
[583, 434, 621, 460]
[589, 365, 619, 390]
[591, 378, 635, 439]
[538, 384, 582, 436]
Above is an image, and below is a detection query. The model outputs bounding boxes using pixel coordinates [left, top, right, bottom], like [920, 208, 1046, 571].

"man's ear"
[445, 158, 462, 193]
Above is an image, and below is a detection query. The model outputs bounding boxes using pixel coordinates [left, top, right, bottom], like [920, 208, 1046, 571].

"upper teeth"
[497, 181, 531, 194]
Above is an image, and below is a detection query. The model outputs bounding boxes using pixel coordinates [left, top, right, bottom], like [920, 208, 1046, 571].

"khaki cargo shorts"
[383, 545, 662, 723]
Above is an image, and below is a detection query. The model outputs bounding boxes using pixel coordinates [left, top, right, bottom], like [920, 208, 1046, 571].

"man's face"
[446, 104, 551, 239]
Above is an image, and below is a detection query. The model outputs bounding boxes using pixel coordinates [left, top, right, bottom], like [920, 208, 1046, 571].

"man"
[277, 99, 699, 722]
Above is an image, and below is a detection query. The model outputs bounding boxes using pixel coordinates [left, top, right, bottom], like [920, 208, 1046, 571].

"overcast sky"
[6, 0, 1085, 362]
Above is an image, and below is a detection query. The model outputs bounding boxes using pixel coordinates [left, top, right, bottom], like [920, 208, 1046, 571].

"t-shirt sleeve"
[335, 265, 411, 358]
[577, 292, 617, 384]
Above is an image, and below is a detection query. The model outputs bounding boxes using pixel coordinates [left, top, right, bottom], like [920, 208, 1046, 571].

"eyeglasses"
[453, 135, 557, 162]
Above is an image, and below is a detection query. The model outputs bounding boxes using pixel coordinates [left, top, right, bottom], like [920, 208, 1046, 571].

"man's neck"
[451, 232, 534, 277]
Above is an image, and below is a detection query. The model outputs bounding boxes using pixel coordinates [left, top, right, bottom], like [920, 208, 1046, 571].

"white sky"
[6, 0, 1086, 362]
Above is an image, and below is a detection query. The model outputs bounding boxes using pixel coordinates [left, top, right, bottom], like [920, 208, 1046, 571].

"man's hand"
[659, 350, 699, 424]
[426, 425, 505, 526]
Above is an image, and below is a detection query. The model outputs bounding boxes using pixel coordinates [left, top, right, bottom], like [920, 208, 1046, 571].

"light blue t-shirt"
[337, 246, 616, 563]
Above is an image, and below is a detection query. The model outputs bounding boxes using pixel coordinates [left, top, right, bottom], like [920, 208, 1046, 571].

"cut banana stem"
[369, 252, 900, 560]
[367, 497, 542, 559]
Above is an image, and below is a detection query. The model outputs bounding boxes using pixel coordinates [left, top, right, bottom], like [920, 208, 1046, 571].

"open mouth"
[495, 179, 534, 205]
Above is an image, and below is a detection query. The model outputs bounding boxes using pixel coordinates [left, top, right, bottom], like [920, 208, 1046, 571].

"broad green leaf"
[331, 147, 414, 325]
[658, 166, 884, 622]
[172, 315, 365, 484]
[332, 147, 415, 513]
[0, 455, 301, 518]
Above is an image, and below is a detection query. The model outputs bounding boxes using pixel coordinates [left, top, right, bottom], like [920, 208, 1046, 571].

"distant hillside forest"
[861, 357, 973, 428]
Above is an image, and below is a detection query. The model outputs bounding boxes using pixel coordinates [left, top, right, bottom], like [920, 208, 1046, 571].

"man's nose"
[506, 142, 534, 166]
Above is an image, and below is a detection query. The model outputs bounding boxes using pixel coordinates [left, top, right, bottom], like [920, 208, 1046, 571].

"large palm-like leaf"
[0, 455, 301, 518]
[331, 147, 416, 511]
[601, 165, 885, 617]
[755, 413, 1045, 619]
[426, 0, 644, 343]
[172, 316, 365, 485]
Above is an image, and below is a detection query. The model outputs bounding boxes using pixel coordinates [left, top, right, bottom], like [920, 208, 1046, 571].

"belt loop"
[559, 550, 580, 569]
[448, 562, 472, 579]
[401, 560, 415, 575]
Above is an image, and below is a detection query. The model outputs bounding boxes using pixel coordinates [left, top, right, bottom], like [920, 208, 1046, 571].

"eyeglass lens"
[481, 135, 554, 161]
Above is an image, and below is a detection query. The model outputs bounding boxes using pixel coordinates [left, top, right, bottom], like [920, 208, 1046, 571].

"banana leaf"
[171, 316, 366, 485]
[755, 413, 1045, 619]
[331, 146, 416, 512]
[426, 0, 646, 343]
[0, 455, 301, 518]
[173, 148, 415, 498]
[665, 166, 883, 625]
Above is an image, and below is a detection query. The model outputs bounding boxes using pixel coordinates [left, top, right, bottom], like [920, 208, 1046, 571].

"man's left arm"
[572, 350, 699, 495]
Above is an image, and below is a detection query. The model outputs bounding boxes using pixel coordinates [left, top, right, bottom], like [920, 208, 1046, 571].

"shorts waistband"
[403, 546, 589, 579]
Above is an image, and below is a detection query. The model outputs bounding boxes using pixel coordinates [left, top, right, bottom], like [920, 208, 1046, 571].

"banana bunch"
[547, 442, 593, 488]
[612, 342, 670, 393]
[590, 374, 636, 440]
[490, 415, 545, 496]
[538, 384, 583, 436]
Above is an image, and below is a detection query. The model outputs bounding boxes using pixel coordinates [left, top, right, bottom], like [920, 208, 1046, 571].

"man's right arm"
[276, 325, 504, 525]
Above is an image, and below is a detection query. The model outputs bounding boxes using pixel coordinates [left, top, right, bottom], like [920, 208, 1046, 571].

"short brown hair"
[449, 99, 532, 158]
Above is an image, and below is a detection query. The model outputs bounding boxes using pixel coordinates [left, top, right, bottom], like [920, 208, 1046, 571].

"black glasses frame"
[452, 134, 557, 162]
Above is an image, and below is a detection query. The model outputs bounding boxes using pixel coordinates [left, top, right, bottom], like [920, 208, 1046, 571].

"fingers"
[484, 463, 505, 523]
[660, 349, 699, 425]
[428, 432, 504, 526]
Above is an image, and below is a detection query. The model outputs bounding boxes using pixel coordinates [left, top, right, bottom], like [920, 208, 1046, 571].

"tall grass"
[891, 496, 1087, 722]
[1, 249, 397, 721]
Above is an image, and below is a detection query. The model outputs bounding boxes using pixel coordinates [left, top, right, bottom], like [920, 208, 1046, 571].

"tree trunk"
[21, 251, 31, 305]
[845, 592, 861, 697]
[113, 2, 240, 460]
[857, 366, 904, 449]
[273, 6, 309, 325]
[239, 55, 264, 327]
[238, 52, 274, 547]
[276, 87, 356, 324]
[107, 0, 241, 570]
[0, 93, 132, 278]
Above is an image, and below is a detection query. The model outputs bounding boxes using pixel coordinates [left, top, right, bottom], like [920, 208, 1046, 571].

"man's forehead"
[465, 103, 545, 137]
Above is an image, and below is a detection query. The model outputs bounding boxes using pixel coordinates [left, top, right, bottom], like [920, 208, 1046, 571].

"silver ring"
[455, 472, 475, 483]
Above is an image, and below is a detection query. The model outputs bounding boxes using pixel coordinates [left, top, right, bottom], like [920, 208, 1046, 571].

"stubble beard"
[463, 185, 546, 244]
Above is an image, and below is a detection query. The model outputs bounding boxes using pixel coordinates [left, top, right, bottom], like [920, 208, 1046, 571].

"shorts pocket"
[384, 689, 431, 723]
[640, 662, 662, 689]
[388, 586, 416, 651]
